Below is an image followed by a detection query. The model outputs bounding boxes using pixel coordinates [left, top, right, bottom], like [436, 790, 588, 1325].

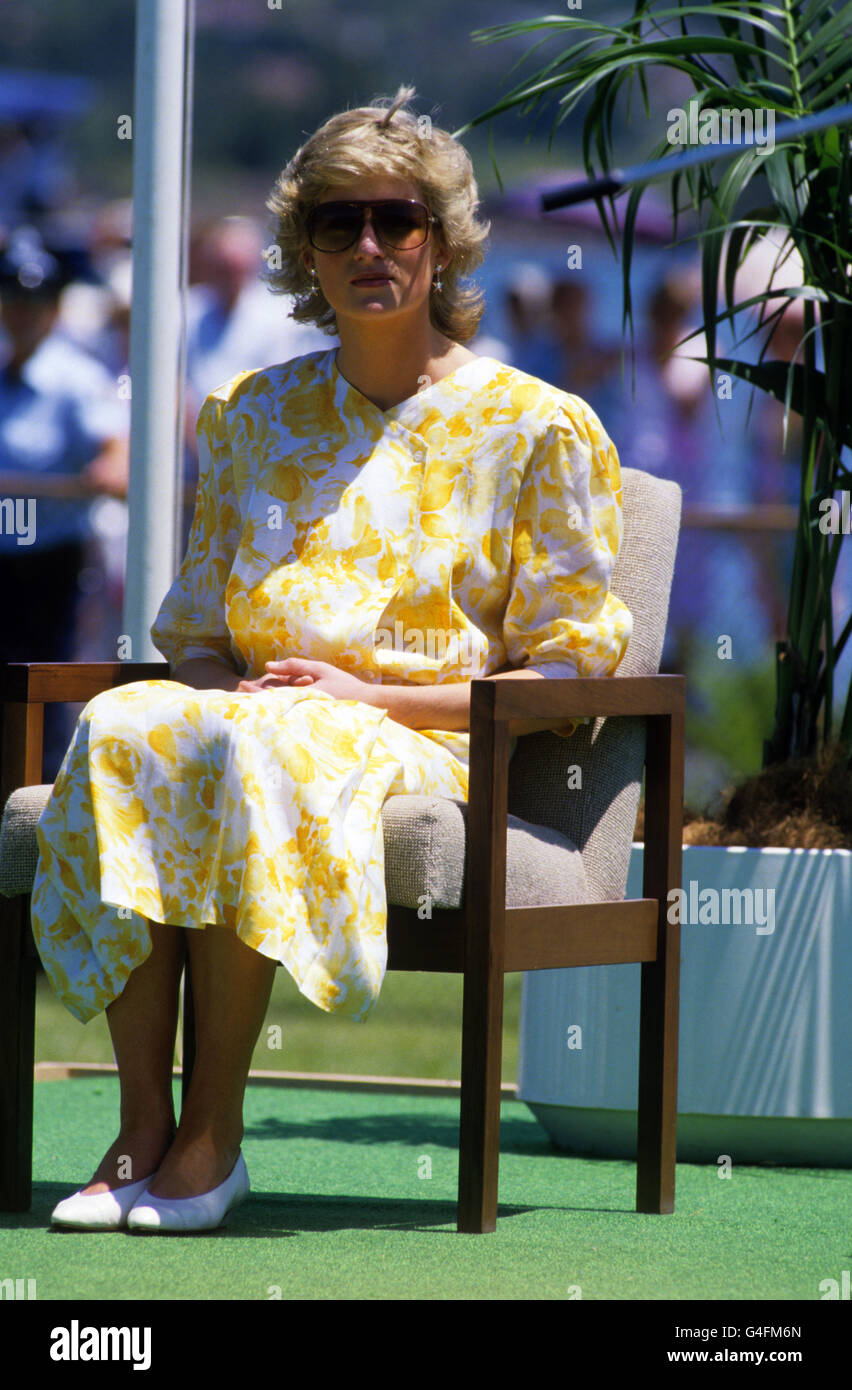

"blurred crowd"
[0, 120, 329, 773]
[1, 103, 817, 779]
[471, 258, 804, 678]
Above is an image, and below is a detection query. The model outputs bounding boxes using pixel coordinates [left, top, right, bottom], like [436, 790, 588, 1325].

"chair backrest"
[506, 467, 682, 901]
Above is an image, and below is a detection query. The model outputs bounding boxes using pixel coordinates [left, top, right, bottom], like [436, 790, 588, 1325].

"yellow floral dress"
[31, 347, 632, 1024]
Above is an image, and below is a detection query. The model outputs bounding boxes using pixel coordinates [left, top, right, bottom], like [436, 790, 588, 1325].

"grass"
[35, 966, 522, 1083]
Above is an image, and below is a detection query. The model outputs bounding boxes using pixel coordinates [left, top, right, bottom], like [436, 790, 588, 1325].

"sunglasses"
[305, 199, 438, 253]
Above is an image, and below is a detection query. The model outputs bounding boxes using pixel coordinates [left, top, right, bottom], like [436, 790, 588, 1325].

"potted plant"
[460, 0, 852, 1161]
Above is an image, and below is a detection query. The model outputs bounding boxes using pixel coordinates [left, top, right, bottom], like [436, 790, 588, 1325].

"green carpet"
[2, 1076, 850, 1302]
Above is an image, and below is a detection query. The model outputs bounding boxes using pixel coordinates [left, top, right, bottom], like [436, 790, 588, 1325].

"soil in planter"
[634, 743, 852, 848]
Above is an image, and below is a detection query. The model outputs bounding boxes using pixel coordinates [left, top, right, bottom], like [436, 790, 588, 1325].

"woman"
[33, 87, 632, 1233]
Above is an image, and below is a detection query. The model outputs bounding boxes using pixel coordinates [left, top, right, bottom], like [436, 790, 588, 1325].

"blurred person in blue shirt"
[487, 262, 561, 382]
[59, 201, 133, 378]
[0, 119, 71, 227]
[613, 267, 772, 672]
[550, 276, 623, 424]
[177, 216, 333, 543]
[0, 225, 129, 776]
[184, 216, 331, 433]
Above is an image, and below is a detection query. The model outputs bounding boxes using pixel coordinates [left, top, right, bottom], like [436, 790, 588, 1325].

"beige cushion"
[508, 468, 682, 902]
[0, 784, 50, 899]
[381, 794, 588, 910]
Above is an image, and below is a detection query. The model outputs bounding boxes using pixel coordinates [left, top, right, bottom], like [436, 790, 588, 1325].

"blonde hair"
[264, 85, 490, 342]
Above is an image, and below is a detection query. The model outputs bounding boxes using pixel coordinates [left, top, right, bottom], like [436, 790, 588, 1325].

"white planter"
[518, 846, 852, 1165]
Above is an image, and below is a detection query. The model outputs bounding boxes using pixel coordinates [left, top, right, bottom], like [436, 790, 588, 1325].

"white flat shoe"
[51, 1175, 155, 1231]
[127, 1152, 250, 1233]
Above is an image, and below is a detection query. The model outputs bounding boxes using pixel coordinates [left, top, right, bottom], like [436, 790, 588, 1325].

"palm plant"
[459, 0, 852, 765]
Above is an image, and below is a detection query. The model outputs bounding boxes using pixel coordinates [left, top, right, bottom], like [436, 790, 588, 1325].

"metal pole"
[124, 0, 190, 660]
[174, 0, 196, 565]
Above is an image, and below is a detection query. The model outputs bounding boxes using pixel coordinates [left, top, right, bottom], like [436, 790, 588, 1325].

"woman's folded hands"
[237, 658, 375, 703]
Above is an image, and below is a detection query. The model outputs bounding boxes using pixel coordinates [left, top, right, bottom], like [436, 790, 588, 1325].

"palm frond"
[465, 0, 852, 760]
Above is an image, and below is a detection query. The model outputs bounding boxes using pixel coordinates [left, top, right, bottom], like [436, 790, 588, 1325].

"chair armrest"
[463, 674, 684, 977]
[476, 674, 685, 723]
[1, 661, 170, 704]
[1, 662, 170, 805]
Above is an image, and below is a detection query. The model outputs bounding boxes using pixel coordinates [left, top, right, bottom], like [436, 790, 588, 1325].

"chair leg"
[637, 705, 683, 1214]
[0, 895, 37, 1210]
[636, 946, 679, 1213]
[457, 966, 505, 1233]
[180, 962, 196, 1108]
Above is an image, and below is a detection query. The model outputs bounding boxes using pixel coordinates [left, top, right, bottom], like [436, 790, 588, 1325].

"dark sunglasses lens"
[308, 206, 362, 251]
[308, 202, 430, 250]
[374, 203, 429, 246]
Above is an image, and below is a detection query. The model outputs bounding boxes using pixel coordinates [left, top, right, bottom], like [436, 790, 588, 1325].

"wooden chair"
[0, 467, 683, 1232]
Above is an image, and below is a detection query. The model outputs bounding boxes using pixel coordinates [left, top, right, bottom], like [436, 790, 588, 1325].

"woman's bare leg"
[145, 924, 277, 1199]
[81, 920, 186, 1194]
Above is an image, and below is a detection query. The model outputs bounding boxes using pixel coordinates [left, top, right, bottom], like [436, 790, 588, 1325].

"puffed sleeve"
[502, 396, 632, 733]
[149, 392, 246, 671]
